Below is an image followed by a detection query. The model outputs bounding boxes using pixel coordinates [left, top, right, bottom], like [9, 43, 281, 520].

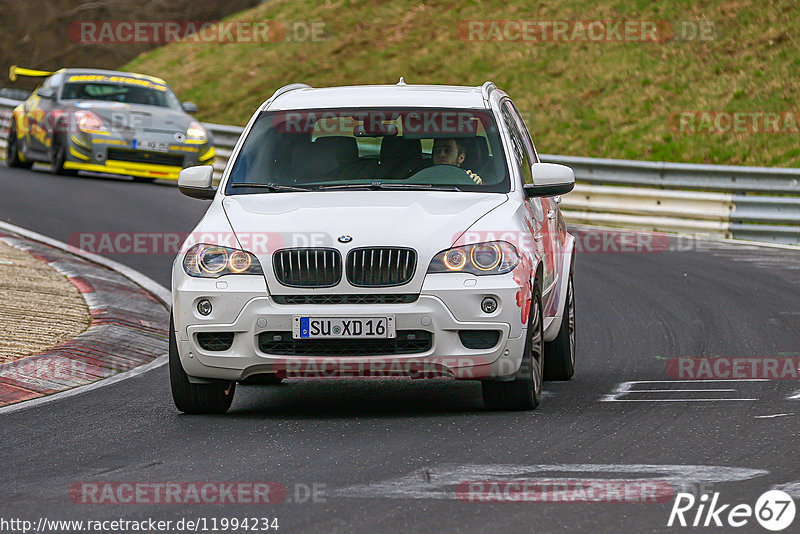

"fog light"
[197, 299, 212, 316]
[481, 297, 498, 314]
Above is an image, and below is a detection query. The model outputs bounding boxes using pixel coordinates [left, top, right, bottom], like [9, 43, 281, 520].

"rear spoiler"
[9, 65, 53, 82]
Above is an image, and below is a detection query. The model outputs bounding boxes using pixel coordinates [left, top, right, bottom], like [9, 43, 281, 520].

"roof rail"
[480, 81, 497, 103]
[270, 83, 311, 101]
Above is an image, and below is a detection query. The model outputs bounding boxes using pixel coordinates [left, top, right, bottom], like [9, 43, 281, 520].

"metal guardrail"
[540, 154, 800, 195]
[0, 95, 797, 245]
[539, 154, 800, 244]
[202, 122, 240, 179]
[0, 98, 16, 157]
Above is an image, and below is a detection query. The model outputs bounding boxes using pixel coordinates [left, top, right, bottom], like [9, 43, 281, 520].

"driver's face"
[432, 139, 465, 166]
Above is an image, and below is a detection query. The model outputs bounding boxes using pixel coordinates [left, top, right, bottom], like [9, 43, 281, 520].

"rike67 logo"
[668, 490, 795, 531]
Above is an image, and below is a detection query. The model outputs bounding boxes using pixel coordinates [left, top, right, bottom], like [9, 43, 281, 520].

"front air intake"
[196, 332, 234, 351]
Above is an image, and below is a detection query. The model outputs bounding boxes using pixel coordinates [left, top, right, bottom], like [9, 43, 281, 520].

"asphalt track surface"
[1, 165, 799, 533]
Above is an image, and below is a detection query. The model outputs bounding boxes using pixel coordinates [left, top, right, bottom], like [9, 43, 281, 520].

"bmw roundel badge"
[338, 235, 353, 243]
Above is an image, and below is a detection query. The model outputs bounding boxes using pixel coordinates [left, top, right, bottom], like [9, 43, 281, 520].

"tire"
[544, 272, 576, 381]
[482, 284, 544, 410]
[6, 122, 33, 169]
[169, 315, 235, 414]
[51, 131, 78, 176]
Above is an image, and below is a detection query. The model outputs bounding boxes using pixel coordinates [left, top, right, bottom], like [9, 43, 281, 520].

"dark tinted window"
[226, 108, 510, 194]
[501, 102, 533, 185]
[61, 82, 180, 109]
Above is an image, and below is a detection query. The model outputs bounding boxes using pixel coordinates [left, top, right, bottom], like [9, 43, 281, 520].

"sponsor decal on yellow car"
[66, 74, 168, 91]
[63, 160, 184, 180]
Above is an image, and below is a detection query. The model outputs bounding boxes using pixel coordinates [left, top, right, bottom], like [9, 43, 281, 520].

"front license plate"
[293, 316, 395, 339]
[134, 138, 169, 153]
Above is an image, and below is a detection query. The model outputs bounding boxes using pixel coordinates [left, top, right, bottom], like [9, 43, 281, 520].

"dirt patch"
[0, 240, 90, 361]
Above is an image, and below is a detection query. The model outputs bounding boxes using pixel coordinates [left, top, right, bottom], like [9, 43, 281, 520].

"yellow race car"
[6, 66, 215, 181]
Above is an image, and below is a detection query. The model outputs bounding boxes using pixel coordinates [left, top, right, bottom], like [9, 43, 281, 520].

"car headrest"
[291, 137, 358, 178]
[461, 136, 489, 172]
[380, 136, 422, 163]
[313, 136, 359, 165]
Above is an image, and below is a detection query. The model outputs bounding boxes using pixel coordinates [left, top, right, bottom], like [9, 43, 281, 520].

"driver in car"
[431, 138, 484, 184]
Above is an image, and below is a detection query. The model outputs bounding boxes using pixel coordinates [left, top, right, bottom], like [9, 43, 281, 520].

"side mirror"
[523, 163, 575, 198]
[178, 165, 216, 200]
[182, 101, 198, 114]
[38, 88, 55, 100]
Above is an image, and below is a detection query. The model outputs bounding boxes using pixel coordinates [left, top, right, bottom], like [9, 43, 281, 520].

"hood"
[69, 101, 192, 134]
[222, 190, 508, 293]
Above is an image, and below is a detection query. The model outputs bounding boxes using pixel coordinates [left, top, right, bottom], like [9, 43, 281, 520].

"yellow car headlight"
[186, 121, 207, 142]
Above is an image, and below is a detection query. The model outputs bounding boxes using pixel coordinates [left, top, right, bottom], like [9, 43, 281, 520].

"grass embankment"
[125, 0, 800, 166]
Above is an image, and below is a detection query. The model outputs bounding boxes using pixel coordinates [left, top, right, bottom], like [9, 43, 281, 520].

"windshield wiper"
[318, 182, 462, 192]
[230, 182, 311, 192]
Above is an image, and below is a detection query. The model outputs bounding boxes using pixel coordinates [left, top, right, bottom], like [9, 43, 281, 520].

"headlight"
[183, 244, 263, 278]
[74, 110, 106, 133]
[186, 121, 207, 142]
[427, 241, 519, 276]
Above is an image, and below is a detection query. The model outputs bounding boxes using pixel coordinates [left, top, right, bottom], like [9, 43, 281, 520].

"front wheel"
[482, 284, 544, 410]
[544, 272, 575, 381]
[169, 315, 235, 414]
[6, 122, 33, 169]
[51, 131, 78, 176]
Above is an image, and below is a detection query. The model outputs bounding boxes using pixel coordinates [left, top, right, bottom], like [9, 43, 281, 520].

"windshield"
[61, 79, 181, 110]
[225, 108, 510, 194]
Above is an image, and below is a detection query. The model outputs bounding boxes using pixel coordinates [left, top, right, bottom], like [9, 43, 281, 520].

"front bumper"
[64, 159, 185, 180]
[64, 132, 214, 180]
[172, 272, 528, 382]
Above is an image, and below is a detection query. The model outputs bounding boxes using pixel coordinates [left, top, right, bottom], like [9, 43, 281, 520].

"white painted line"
[772, 481, 800, 499]
[601, 380, 764, 402]
[0, 354, 166, 416]
[632, 389, 737, 393]
[0, 220, 171, 415]
[624, 379, 771, 383]
[787, 390, 800, 400]
[333, 463, 770, 500]
[754, 413, 793, 419]
[606, 398, 757, 402]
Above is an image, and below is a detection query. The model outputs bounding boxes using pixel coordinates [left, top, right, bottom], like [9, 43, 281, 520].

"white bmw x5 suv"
[170, 81, 577, 414]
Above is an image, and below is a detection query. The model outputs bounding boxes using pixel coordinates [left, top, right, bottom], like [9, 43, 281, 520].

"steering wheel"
[406, 164, 477, 185]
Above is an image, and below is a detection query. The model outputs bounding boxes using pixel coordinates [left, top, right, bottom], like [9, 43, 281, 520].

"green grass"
[124, 0, 800, 166]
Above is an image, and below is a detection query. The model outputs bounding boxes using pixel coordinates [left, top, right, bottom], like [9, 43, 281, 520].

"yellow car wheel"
[6, 122, 33, 169]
